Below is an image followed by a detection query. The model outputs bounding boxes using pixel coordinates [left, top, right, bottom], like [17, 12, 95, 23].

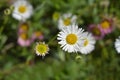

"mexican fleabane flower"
[57, 24, 85, 53]
[58, 13, 77, 30]
[79, 32, 96, 54]
[17, 33, 31, 47]
[115, 36, 120, 53]
[31, 31, 44, 42]
[18, 22, 29, 34]
[35, 42, 49, 56]
[99, 19, 113, 34]
[88, 24, 105, 40]
[12, 0, 33, 21]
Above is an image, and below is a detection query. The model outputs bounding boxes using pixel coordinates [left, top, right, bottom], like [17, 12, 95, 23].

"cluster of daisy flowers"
[10, 0, 50, 57]
[10, 0, 120, 57]
[18, 23, 48, 57]
[17, 22, 44, 47]
[88, 18, 114, 40]
[57, 13, 96, 54]
[87, 17, 120, 54]
[57, 24, 96, 54]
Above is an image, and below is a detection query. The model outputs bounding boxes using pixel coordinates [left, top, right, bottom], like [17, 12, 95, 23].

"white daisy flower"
[79, 32, 96, 54]
[57, 24, 85, 53]
[58, 13, 77, 30]
[12, 0, 33, 21]
[115, 36, 120, 53]
[35, 42, 49, 57]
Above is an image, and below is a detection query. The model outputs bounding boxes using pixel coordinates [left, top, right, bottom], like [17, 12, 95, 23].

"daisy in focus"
[115, 36, 120, 53]
[12, 0, 33, 21]
[79, 32, 96, 54]
[58, 13, 77, 30]
[99, 19, 113, 34]
[35, 42, 49, 56]
[57, 24, 85, 53]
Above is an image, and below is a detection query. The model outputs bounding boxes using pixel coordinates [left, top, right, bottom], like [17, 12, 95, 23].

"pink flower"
[99, 19, 113, 35]
[88, 24, 105, 40]
[31, 31, 44, 42]
[17, 33, 31, 47]
[18, 23, 29, 35]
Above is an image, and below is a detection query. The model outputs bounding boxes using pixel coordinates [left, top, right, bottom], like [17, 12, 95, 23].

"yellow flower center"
[63, 18, 71, 26]
[21, 24, 28, 31]
[18, 5, 27, 13]
[66, 34, 77, 45]
[92, 27, 101, 36]
[36, 43, 48, 54]
[84, 39, 89, 46]
[35, 31, 42, 37]
[101, 21, 110, 29]
[20, 33, 28, 40]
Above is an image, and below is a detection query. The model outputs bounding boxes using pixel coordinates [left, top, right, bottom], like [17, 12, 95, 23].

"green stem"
[48, 34, 57, 45]
[35, 1, 47, 12]
[0, 26, 4, 35]
[99, 40, 108, 59]
[0, 16, 8, 35]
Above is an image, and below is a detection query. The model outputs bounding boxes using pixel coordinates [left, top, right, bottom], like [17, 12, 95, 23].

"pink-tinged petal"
[17, 37, 31, 47]
[99, 19, 114, 35]
[87, 24, 105, 40]
[18, 23, 29, 35]
[31, 31, 44, 42]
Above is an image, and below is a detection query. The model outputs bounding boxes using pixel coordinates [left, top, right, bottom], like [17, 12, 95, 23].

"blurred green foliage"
[0, 0, 120, 80]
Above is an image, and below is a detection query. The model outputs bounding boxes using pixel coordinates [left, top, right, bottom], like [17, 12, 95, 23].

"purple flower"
[88, 24, 105, 40]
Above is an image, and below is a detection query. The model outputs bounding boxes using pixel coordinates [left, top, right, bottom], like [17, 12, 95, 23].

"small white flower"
[57, 24, 85, 53]
[58, 13, 77, 30]
[12, 0, 33, 21]
[35, 42, 49, 57]
[79, 32, 96, 54]
[115, 36, 120, 53]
